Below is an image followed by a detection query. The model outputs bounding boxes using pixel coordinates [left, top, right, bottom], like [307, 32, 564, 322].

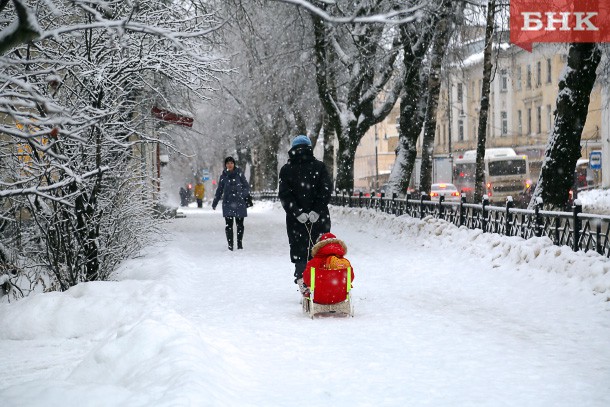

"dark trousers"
[287, 213, 331, 282]
[225, 217, 244, 249]
[196, 199, 203, 208]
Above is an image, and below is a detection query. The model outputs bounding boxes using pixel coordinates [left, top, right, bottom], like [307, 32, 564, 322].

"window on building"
[501, 111, 508, 135]
[537, 106, 542, 133]
[546, 59, 552, 83]
[527, 108, 532, 135]
[458, 119, 464, 141]
[536, 61, 542, 86]
[517, 110, 522, 135]
[457, 83, 463, 103]
[516, 66, 522, 91]
[500, 69, 508, 91]
[546, 104, 553, 132]
[527, 65, 532, 89]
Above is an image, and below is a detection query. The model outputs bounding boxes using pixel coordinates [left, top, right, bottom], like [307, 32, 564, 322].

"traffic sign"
[590, 151, 602, 170]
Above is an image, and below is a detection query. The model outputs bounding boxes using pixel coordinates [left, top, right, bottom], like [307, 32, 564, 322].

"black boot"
[293, 261, 307, 283]
[225, 218, 234, 251]
[236, 218, 244, 249]
[226, 233, 234, 251]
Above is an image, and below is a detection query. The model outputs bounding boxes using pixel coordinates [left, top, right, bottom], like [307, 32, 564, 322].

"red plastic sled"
[302, 266, 353, 318]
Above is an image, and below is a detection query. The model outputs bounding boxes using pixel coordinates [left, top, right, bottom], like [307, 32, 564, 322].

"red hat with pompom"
[317, 232, 336, 243]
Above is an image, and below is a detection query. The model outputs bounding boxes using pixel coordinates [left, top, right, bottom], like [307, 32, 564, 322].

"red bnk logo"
[510, 0, 610, 51]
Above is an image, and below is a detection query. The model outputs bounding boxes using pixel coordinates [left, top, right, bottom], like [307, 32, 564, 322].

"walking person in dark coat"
[278, 135, 332, 294]
[212, 156, 250, 251]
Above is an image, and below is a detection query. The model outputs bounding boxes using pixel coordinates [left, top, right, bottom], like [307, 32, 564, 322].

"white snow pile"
[579, 188, 610, 214]
[0, 201, 608, 406]
[0, 252, 246, 405]
[332, 206, 610, 298]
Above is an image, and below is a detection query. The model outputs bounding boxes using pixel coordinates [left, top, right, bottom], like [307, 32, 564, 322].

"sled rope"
[305, 221, 314, 260]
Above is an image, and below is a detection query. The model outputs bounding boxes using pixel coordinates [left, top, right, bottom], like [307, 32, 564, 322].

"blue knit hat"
[291, 135, 312, 148]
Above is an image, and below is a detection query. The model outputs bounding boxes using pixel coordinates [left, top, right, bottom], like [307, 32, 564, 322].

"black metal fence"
[253, 190, 610, 258]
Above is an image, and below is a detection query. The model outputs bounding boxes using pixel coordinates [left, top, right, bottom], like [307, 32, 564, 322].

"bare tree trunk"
[322, 117, 335, 187]
[388, 22, 435, 195]
[419, 0, 452, 196]
[473, 0, 496, 203]
[530, 42, 602, 210]
[250, 123, 282, 191]
[311, 7, 403, 192]
[0, 0, 40, 55]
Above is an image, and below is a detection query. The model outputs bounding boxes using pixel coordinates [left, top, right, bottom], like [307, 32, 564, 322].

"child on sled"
[303, 232, 355, 305]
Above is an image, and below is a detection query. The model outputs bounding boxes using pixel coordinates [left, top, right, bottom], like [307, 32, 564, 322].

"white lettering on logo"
[521, 12, 600, 32]
[545, 12, 570, 31]
[522, 12, 543, 31]
[574, 12, 599, 31]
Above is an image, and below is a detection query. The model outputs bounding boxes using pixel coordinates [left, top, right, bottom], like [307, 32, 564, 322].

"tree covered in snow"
[473, 0, 497, 203]
[530, 42, 602, 210]
[0, 0, 227, 293]
[386, 0, 463, 196]
[306, 0, 408, 192]
[417, 0, 454, 197]
[214, 0, 322, 191]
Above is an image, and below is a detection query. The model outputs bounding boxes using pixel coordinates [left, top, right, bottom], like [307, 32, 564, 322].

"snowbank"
[579, 188, 610, 214]
[331, 205, 610, 298]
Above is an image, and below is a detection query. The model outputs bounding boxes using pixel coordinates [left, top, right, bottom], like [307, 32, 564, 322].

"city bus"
[453, 148, 532, 205]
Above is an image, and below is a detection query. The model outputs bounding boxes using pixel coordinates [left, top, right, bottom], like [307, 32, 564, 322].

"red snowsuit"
[303, 233, 355, 305]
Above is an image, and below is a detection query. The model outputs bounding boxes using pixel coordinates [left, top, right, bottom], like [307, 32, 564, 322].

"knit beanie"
[224, 156, 235, 165]
[291, 135, 312, 148]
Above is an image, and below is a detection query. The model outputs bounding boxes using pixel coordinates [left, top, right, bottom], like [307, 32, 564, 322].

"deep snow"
[1, 201, 609, 406]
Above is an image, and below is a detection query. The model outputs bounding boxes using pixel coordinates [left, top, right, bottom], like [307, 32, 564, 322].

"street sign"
[590, 151, 602, 170]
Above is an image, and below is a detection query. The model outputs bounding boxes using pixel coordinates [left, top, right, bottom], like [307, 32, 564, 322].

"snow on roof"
[462, 43, 511, 68]
[461, 147, 517, 160]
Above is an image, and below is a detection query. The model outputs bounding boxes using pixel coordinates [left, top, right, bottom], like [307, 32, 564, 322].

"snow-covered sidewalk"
[1, 202, 609, 406]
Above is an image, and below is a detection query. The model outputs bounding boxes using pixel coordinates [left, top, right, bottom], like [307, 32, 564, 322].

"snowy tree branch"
[271, 0, 423, 24]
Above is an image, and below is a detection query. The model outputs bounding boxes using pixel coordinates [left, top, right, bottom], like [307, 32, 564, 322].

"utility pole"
[447, 76, 453, 183]
[374, 124, 379, 191]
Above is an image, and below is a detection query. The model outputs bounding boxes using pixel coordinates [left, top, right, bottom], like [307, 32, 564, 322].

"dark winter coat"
[212, 168, 250, 218]
[278, 145, 332, 265]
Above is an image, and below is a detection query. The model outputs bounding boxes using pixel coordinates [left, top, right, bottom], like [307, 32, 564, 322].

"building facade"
[354, 42, 605, 191]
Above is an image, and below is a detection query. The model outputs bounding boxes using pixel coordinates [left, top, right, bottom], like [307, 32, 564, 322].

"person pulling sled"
[278, 135, 332, 294]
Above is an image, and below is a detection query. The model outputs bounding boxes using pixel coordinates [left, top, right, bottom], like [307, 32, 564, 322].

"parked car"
[430, 183, 461, 202]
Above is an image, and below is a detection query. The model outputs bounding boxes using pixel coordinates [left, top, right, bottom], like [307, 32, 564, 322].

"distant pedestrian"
[212, 156, 250, 251]
[194, 180, 205, 208]
[278, 135, 332, 294]
[179, 186, 188, 207]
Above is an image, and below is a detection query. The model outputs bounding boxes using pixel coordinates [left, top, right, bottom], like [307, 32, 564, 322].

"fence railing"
[252, 190, 610, 258]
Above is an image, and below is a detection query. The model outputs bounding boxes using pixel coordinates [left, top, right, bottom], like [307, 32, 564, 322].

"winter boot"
[236, 219, 244, 249]
[296, 278, 310, 297]
[225, 229, 234, 251]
